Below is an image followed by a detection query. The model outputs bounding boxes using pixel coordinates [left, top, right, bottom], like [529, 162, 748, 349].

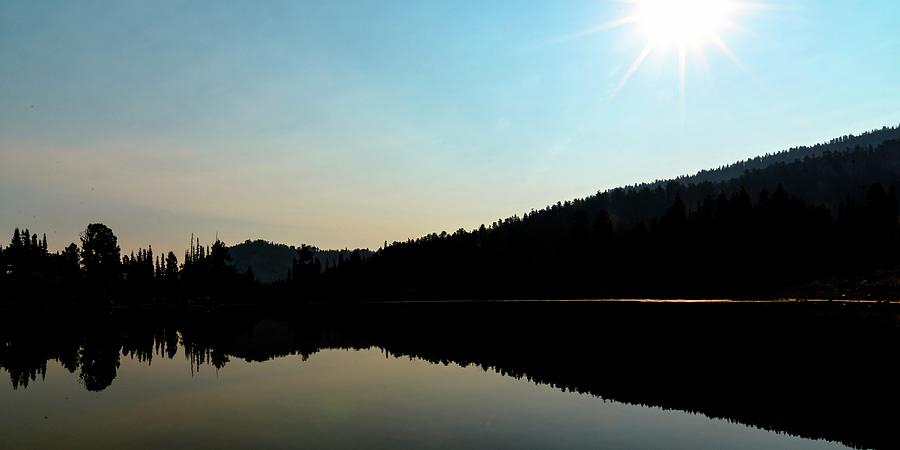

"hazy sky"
[2, 0, 899, 253]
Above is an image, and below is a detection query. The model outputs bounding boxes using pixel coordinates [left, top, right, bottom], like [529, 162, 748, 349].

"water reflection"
[2, 302, 898, 449]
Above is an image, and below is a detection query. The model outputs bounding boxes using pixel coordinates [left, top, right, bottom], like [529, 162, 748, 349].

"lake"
[1, 302, 897, 449]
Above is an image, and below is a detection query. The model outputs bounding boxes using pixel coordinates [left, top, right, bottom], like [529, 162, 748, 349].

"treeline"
[2, 139, 900, 304]
[0, 224, 256, 306]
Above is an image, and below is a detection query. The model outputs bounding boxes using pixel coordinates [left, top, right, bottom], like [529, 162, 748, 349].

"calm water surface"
[1, 340, 845, 449]
[5, 302, 897, 449]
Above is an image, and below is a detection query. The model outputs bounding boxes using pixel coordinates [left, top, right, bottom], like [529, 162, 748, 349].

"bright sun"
[589, 0, 759, 97]
[633, 0, 738, 47]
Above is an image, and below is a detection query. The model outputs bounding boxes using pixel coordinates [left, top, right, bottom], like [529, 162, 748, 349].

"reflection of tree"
[2, 304, 899, 449]
[78, 338, 121, 392]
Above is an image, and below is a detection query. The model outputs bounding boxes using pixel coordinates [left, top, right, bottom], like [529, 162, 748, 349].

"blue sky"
[2, 0, 899, 252]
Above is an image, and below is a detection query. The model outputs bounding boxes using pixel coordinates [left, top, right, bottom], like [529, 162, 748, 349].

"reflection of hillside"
[219, 319, 297, 362]
[2, 302, 898, 449]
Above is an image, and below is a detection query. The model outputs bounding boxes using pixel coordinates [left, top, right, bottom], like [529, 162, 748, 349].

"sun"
[586, 0, 759, 97]
[632, 0, 738, 48]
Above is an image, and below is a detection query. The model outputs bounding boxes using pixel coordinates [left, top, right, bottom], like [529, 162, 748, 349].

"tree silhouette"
[80, 223, 121, 298]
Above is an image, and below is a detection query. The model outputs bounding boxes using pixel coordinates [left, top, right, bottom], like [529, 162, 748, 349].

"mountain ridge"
[643, 124, 900, 188]
[228, 240, 372, 283]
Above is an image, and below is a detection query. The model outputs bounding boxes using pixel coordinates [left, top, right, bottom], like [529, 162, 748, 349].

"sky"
[2, 0, 899, 253]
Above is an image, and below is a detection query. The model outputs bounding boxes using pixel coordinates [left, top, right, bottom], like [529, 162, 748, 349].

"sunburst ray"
[587, 0, 763, 97]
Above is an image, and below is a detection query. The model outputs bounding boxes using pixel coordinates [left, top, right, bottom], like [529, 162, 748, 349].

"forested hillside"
[3, 129, 900, 304]
[313, 138, 900, 300]
[650, 124, 900, 186]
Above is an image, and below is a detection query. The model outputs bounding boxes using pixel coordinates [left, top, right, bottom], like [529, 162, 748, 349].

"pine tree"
[11, 228, 21, 249]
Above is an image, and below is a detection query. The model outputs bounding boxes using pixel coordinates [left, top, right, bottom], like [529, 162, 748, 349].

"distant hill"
[228, 240, 372, 283]
[228, 240, 298, 282]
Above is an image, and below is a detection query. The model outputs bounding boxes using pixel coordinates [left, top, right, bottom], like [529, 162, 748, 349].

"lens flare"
[584, 0, 761, 98]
